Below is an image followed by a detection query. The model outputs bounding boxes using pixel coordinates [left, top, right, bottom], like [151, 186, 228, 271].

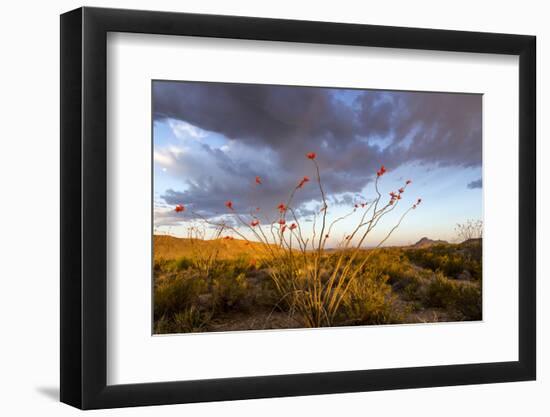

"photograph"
[152, 81, 483, 334]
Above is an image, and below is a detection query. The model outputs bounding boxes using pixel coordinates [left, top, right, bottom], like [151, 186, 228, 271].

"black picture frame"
[60, 6, 536, 410]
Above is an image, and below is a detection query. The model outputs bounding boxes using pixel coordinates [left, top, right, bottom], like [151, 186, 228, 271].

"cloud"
[168, 119, 207, 140]
[153, 81, 482, 220]
[467, 178, 482, 189]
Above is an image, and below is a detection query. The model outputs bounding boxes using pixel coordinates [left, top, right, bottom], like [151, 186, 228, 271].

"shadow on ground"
[36, 386, 59, 401]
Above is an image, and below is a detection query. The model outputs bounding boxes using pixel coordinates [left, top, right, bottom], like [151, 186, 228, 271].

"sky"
[152, 81, 482, 247]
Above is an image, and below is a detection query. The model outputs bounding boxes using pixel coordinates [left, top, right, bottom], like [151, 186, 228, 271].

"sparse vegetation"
[153, 236, 482, 333]
[455, 219, 483, 242]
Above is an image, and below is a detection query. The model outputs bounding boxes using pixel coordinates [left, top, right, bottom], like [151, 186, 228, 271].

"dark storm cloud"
[153, 82, 355, 145]
[154, 81, 482, 218]
[467, 178, 483, 189]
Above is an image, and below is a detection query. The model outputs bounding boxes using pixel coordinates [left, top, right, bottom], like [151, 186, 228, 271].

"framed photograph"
[60, 6, 536, 409]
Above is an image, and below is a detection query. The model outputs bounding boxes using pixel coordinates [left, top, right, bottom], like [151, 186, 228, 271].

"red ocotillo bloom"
[281, 225, 287, 233]
[398, 187, 405, 194]
[306, 152, 316, 160]
[406, 179, 412, 185]
[376, 164, 387, 177]
[289, 223, 297, 230]
[297, 176, 310, 188]
[255, 176, 262, 185]
[225, 200, 233, 210]
[251, 219, 260, 227]
[277, 202, 286, 213]
[174, 204, 185, 213]
[278, 219, 286, 226]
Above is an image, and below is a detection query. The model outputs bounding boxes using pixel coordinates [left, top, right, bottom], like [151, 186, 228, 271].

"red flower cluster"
[278, 219, 286, 226]
[225, 200, 233, 210]
[289, 223, 297, 230]
[255, 176, 262, 185]
[413, 198, 422, 209]
[297, 176, 310, 189]
[281, 225, 287, 233]
[389, 191, 401, 205]
[389, 180, 411, 205]
[277, 202, 287, 213]
[174, 204, 185, 213]
[250, 219, 260, 227]
[306, 152, 316, 160]
[376, 164, 387, 177]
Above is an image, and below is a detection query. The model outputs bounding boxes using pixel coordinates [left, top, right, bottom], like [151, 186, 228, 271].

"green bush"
[452, 283, 482, 320]
[154, 306, 212, 334]
[339, 272, 403, 325]
[212, 272, 250, 312]
[405, 244, 482, 280]
[172, 307, 212, 333]
[154, 274, 207, 320]
[423, 272, 481, 320]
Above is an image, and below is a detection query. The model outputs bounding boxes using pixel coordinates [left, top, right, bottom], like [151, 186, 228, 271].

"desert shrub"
[368, 249, 410, 281]
[154, 274, 208, 320]
[339, 271, 402, 325]
[154, 257, 194, 275]
[357, 249, 429, 302]
[424, 272, 457, 308]
[402, 278, 423, 300]
[211, 272, 250, 313]
[175, 257, 194, 270]
[154, 315, 172, 334]
[154, 258, 168, 273]
[154, 307, 212, 334]
[172, 307, 212, 333]
[452, 284, 482, 320]
[405, 244, 481, 280]
[423, 272, 481, 320]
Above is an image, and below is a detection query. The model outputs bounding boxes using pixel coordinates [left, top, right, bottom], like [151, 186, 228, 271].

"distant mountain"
[411, 237, 449, 248]
[153, 235, 272, 261]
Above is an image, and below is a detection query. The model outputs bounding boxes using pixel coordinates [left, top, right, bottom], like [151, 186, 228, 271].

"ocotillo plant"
[175, 152, 422, 328]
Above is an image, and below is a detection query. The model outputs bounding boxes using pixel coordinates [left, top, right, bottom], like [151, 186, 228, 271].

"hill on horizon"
[411, 236, 449, 248]
[154, 234, 272, 261]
